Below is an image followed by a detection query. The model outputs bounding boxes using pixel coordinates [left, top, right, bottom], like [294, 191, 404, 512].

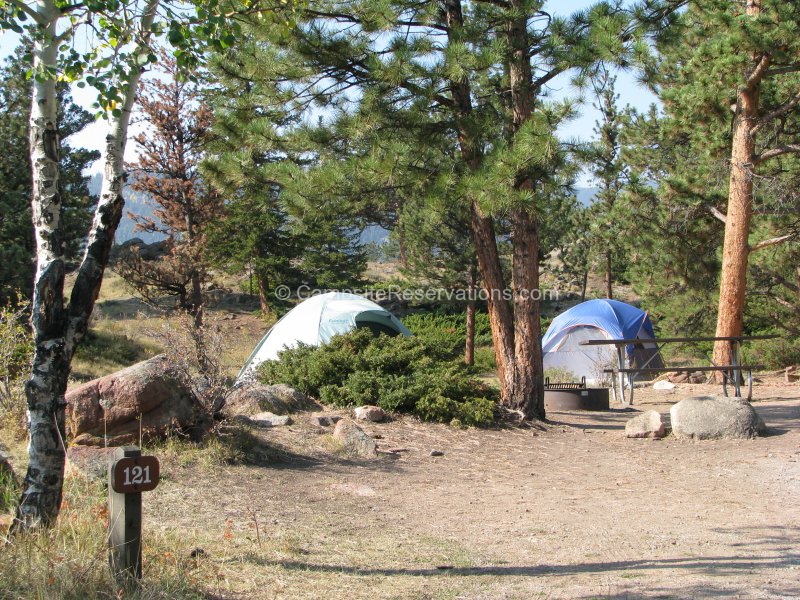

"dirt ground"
[143, 376, 800, 600]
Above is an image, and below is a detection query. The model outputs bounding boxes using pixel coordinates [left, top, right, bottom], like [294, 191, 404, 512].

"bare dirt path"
[148, 380, 800, 599]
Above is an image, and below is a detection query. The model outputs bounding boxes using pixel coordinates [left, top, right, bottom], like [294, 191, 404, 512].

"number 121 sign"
[111, 455, 160, 493]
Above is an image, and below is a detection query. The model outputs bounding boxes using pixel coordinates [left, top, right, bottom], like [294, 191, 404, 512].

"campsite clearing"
[142, 377, 800, 599]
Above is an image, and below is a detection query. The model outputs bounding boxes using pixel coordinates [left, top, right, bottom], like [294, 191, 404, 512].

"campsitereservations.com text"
[274, 285, 560, 303]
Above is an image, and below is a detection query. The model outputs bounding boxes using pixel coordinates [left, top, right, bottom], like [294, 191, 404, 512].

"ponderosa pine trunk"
[444, 0, 516, 389]
[605, 250, 613, 299]
[465, 262, 477, 366]
[256, 269, 270, 312]
[13, 0, 160, 531]
[505, 3, 545, 419]
[712, 0, 762, 374]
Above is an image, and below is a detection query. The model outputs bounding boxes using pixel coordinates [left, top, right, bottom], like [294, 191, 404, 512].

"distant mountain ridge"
[88, 173, 165, 244]
[90, 173, 597, 245]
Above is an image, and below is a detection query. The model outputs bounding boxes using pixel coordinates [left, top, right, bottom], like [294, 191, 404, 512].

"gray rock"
[312, 414, 343, 427]
[430, 450, 445, 457]
[65, 355, 197, 446]
[223, 383, 314, 417]
[250, 412, 293, 427]
[66, 446, 116, 481]
[688, 372, 707, 384]
[670, 396, 766, 440]
[625, 410, 666, 439]
[354, 405, 387, 423]
[333, 419, 377, 458]
[653, 380, 676, 391]
[0, 450, 15, 482]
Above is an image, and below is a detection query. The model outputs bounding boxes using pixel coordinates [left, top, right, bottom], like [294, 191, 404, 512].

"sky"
[0, 0, 659, 185]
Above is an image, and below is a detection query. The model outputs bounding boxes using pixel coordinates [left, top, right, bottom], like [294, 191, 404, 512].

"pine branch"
[705, 204, 727, 224]
[746, 53, 771, 90]
[751, 90, 800, 136]
[753, 144, 800, 164]
[749, 233, 794, 254]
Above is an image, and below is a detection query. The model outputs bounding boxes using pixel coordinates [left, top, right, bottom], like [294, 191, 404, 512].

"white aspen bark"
[13, 0, 69, 530]
[66, 0, 160, 356]
[14, 0, 161, 532]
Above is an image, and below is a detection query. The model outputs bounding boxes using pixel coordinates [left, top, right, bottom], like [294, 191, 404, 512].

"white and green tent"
[236, 292, 410, 382]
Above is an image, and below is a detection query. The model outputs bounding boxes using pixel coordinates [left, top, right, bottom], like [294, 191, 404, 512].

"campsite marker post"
[108, 446, 160, 583]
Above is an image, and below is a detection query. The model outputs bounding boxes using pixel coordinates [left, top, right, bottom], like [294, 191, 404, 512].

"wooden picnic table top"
[580, 334, 779, 346]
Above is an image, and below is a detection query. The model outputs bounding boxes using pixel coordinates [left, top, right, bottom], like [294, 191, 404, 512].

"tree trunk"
[465, 262, 477, 366]
[503, 3, 545, 419]
[712, 0, 763, 374]
[13, 0, 161, 532]
[257, 268, 270, 312]
[397, 221, 408, 270]
[470, 204, 515, 386]
[444, 0, 515, 389]
[580, 269, 589, 302]
[605, 250, 613, 299]
[14, 1, 68, 528]
[509, 208, 545, 419]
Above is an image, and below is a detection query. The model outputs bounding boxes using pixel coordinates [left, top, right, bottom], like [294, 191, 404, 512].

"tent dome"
[237, 292, 410, 382]
[542, 299, 661, 384]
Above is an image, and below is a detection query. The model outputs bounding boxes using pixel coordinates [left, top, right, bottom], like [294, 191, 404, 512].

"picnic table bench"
[580, 335, 778, 405]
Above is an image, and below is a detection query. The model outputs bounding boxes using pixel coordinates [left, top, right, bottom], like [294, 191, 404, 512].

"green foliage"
[402, 310, 492, 355]
[0, 295, 33, 417]
[258, 329, 496, 426]
[745, 338, 800, 371]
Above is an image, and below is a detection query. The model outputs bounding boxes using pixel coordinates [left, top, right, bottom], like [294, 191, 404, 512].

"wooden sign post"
[108, 446, 160, 583]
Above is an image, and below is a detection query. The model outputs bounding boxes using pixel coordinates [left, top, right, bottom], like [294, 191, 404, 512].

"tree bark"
[605, 250, 613, 299]
[444, 0, 515, 389]
[504, 3, 545, 419]
[465, 262, 477, 366]
[712, 0, 763, 374]
[15, 0, 69, 529]
[256, 268, 270, 312]
[580, 269, 588, 302]
[13, 0, 161, 532]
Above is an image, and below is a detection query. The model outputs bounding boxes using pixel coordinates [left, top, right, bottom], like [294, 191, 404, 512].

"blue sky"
[0, 0, 658, 184]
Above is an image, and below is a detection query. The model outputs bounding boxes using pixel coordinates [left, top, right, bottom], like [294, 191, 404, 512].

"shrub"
[258, 329, 496, 426]
[0, 295, 33, 428]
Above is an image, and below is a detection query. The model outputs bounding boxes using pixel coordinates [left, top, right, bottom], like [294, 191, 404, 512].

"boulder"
[354, 405, 387, 423]
[66, 446, 116, 481]
[222, 383, 314, 417]
[65, 355, 197, 446]
[667, 372, 689, 384]
[333, 419, 377, 458]
[250, 412, 293, 427]
[0, 450, 15, 483]
[688, 372, 707, 384]
[653, 380, 676, 391]
[312, 414, 343, 427]
[625, 410, 666, 439]
[670, 396, 766, 440]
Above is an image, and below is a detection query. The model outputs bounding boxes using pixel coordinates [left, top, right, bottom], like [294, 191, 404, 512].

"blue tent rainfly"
[542, 299, 664, 385]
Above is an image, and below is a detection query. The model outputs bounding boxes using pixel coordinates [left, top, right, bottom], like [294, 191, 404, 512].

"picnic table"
[580, 334, 778, 405]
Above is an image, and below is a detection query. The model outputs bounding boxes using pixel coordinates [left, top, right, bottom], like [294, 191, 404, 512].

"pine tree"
[587, 71, 627, 299]
[116, 53, 222, 318]
[205, 0, 634, 419]
[642, 0, 800, 368]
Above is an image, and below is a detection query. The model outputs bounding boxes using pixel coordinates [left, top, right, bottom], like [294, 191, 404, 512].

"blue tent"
[542, 299, 663, 384]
